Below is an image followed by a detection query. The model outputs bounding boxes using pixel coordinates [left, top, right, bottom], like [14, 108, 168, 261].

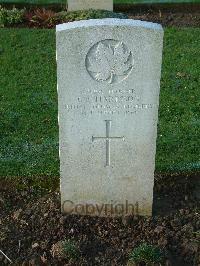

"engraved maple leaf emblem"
[86, 41, 133, 84]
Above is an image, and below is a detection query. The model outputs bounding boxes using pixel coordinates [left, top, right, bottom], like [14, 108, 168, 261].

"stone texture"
[67, 0, 113, 12]
[56, 19, 163, 217]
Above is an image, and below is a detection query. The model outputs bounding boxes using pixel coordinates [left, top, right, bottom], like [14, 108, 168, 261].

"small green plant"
[0, 6, 25, 27]
[51, 239, 80, 260]
[62, 239, 80, 260]
[129, 243, 164, 265]
[193, 230, 200, 237]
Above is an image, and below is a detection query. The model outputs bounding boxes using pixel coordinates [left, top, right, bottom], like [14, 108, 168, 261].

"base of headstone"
[61, 199, 153, 217]
[67, 0, 113, 12]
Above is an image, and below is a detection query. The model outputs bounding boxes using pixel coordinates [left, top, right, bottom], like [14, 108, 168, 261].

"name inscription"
[64, 89, 157, 115]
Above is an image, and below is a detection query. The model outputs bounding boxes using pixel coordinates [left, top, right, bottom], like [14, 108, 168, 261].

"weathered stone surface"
[56, 19, 163, 216]
[68, 0, 113, 11]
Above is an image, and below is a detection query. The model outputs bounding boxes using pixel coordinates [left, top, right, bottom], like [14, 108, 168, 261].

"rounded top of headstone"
[56, 18, 163, 33]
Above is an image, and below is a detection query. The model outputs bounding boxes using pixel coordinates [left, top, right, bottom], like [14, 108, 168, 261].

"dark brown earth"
[127, 10, 200, 27]
[116, 3, 200, 27]
[0, 174, 199, 265]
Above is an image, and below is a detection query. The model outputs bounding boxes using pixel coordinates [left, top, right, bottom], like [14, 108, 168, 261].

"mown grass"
[0, 0, 200, 4]
[0, 28, 199, 183]
[157, 28, 200, 172]
[0, 29, 58, 178]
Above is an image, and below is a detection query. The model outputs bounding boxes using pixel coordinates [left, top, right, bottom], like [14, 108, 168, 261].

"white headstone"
[68, 0, 113, 12]
[56, 19, 163, 217]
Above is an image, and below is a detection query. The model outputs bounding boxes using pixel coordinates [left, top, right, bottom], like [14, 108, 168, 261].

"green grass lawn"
[0, 27, 199, 181]
[0, 0, 200, 4]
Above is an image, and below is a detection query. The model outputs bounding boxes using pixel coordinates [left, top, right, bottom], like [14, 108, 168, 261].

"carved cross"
[92, 120, 125, 166]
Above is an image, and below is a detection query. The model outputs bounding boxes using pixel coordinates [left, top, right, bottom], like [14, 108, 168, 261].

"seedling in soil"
[51, 239, 80, 260]
[128, 243, 164, 266]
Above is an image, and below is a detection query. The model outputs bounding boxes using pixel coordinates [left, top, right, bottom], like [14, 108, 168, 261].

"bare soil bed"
[115, 4, 200, 27]
[127, 9, 200, 27]
[0, 174, 199, 265]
